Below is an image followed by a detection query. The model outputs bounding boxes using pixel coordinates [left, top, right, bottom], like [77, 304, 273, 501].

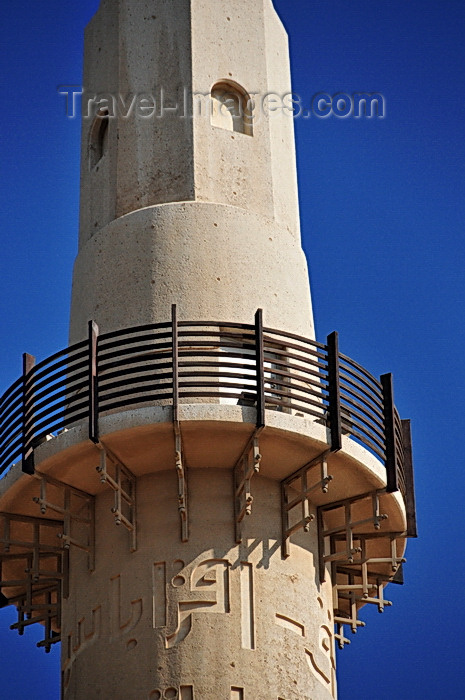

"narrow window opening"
[89, 109, 109, 169]
[211, 81, 253, 136]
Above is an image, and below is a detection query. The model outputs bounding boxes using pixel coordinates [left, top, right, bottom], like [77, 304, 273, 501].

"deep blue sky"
[0, 1, 464, 698]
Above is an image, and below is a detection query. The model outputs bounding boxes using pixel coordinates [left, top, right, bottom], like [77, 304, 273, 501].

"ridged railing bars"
[0, 309, 413, 521]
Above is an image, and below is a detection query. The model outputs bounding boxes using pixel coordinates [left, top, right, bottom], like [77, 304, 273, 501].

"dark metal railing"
[0, 308, 413, 513]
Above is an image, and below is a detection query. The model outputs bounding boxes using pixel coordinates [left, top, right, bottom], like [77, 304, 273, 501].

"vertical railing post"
[401, 419, 417, 537]
[172, 304, 179, 423]
[381, 373, 398, 493]
[21, 352, 36, 474]
[327, 332, 342, 451]
[254, 309, 265, 429]
[88, 321, 99, 444]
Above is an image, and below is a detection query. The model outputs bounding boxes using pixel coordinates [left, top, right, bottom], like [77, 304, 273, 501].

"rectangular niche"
[231, 689, 244, 700]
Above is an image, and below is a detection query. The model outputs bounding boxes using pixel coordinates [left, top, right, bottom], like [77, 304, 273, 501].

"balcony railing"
[0, 308, 414, 527]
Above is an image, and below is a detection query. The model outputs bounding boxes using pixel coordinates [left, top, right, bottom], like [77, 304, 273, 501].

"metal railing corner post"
[401, 419, 417, 537]
[327, 332, 342, 451]
[254, 309, 265, 429]
[88, 321, 99, 444]
[381, 373, 398, 493]
[21, 352, 36, 474]
[172, 304, 179, 424]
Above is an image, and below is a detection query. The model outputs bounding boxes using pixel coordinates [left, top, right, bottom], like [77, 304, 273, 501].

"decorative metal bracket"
[234, 430, 262, 543]
[95, 443, 137, 552]
[281, 450, 333, 558]
[334, 567, 391, 648]
[334, 623, 352, 650]
[320, 491, 388, 575]
[10, 585, 61, 653]
[0, 511, 65, 652]
[174, 421, 189, 543]
[172, 304, 189, 543]
[318, 490, 405, 648]
[32, 473, 95, 581]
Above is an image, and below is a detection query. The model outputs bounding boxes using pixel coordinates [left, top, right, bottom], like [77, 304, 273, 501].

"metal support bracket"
[281, 450, 333, 558]
[234, 429, 262, 543]
[318, 489, 406, 648]
[21, 353, 36, 474]
[172, 305, 189, 543]
[174, 421, 189, 543]
[95, 442, 137, 552]
[32, 472, 95, 580]
[333, 566, 391, 648]
[334, 623, 352, 650]
[10, 585, 61, 653]
[321, 492, 388, 570]
[0, 511, 65, 652]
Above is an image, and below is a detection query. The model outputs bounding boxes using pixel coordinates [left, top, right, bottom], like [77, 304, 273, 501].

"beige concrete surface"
[62, 469, 336, 700]
[70, 202, 314, 343]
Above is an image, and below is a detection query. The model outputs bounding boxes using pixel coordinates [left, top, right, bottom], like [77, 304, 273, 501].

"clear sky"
[0, 1, 464, 698]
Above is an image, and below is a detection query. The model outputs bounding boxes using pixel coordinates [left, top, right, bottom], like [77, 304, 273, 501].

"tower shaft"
[65, 3, 334, 697]
[70, 0, 314, 343]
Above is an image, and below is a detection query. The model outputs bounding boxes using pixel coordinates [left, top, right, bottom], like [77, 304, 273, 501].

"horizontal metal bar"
[25, 360, 88, 399]
[177, 329, 253, 339]
[0, 414, 23, 445]
[178, 390, 244, 401]
[262, 396, 326, 417]
[98, 393, 173, 412]
[99, 332, 173, 355]
[0, 438, 23, 469]
[262, 326, 326, 351]
[343, 427, 386, 461]
[98, 371, 173, 392]
[0, 396, 23, 426]
[339, 354, 383, 390]
[339, 395, 386, 441]
[178, 320, 254, 330]
[339, 373, 385, 415]
[0, 377, 24, 412]
[98, 345, 172, 368]
[26, 341, 87, 377]
[99, 321, 171, 343]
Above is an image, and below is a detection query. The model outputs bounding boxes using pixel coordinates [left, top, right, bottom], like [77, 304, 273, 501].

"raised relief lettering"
[153, 562, 167, 627]
[304, 623, 335, 692]
[275, 612, 335, 696]
[62, 606, 102, 690]
[166, 558, 230, 648]
[305, 648, 331, 685]
[110, 573, 143, 640]
[152, 558, 230, 649]
[275, 613, 305, 637]
[240, 561, 255, 650]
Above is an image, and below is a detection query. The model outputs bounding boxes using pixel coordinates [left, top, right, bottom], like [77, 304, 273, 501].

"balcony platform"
[0, 314, 416, 652]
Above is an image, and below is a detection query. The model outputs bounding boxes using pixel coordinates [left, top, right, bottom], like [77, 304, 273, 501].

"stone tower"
[0, 2, 416, 700]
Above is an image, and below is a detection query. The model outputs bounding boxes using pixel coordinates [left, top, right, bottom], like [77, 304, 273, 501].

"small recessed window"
[211, 81, 253, 136]
[89, 109, 109, 169]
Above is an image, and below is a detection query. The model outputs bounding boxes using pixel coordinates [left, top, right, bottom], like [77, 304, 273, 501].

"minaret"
[0, 2, 416, 700]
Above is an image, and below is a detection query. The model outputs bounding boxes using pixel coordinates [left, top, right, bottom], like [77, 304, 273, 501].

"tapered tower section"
[70, 0, 313, 341]
[0, 2, 416, 700]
